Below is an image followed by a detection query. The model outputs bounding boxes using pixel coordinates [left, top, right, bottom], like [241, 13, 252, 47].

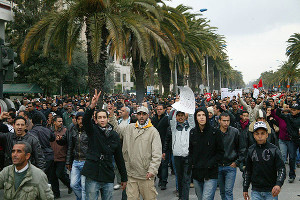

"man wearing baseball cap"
[243, 121, 286, 200]
[109, 105, 162, 200]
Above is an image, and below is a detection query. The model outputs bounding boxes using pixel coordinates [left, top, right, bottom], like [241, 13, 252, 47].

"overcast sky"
[165, 0, 300, 83]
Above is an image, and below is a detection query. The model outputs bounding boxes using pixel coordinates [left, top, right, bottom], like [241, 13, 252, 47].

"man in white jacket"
[163, 109, 195, 200]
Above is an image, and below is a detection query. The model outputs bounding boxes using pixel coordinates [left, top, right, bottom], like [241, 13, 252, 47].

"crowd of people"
[0, 88, 299, 200]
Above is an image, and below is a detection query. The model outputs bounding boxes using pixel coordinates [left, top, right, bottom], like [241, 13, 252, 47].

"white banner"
[172, 86, 195, 114]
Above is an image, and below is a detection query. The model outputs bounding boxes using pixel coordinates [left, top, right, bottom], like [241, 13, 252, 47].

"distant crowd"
[0, 89, 299, 200]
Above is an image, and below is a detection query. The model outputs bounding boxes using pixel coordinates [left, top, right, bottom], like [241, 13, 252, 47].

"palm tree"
[286, 33, 300, 65]
[20, 0, 172, 99]
[277, 61, 299, 87]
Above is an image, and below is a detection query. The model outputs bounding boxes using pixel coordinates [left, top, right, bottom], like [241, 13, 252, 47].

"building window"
[123, 74, 126, 82]
[115, 71, 121, 82]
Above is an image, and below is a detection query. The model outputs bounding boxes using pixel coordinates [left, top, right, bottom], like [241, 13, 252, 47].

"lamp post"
[200, 9, 209, 91]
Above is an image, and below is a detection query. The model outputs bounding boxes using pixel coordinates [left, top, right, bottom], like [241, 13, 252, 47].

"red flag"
[205, 93, 212, 101]
[258, 79, 263, 88]
[253, 84, 258, 89]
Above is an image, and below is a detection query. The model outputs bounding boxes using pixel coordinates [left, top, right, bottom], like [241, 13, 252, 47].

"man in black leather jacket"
[218, 112, 242, 200]
[243, 121, 286, 200]
[57, 112, 88, 200]
[29, 113, 55, 193]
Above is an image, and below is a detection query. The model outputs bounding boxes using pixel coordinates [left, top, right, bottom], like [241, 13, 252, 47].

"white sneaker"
[114, 184, 121, 190]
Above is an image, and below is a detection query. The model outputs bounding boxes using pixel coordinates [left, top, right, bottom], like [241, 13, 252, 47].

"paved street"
[1, 165, 299, 199]
[36, 165, 300, 200]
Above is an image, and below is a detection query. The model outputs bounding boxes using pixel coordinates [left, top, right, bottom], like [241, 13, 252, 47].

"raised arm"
[188, 113, 195, 129]
[108, 105, 126, 139]
[83, 89, 101, 135]
[238, 94, 248, 109]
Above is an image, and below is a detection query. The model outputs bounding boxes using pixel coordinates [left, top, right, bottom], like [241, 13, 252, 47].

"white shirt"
[15, 163, 29, 173]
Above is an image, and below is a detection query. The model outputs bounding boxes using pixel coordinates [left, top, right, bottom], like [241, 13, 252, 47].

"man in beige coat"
[109, 106, 162, 200]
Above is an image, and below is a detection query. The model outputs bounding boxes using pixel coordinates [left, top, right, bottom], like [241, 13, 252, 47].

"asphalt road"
[1, 165, 299, 199]
[48, 165, 300, 200]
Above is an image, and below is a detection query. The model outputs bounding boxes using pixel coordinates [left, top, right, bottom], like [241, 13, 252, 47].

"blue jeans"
[218, 166, 237, 200]
[279, 139, 297, 178]
[85, 177, 113, 200]
[70, 160, 86, 200]
[158, 151, 169, 186]
[296, 147, 300, 164]
[194, 179, 217, 200]
[171, 154, 178, 190]
[251, 190, 278, 200]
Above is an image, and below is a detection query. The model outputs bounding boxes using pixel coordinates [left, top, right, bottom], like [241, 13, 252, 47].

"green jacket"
[0, 162, 54, 200]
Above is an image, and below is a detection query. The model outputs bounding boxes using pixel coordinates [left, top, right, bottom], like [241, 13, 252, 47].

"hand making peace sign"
[90, 89, 101, 109]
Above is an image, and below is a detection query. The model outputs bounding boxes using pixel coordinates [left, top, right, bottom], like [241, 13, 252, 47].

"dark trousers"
[52, 161, 71, 197]
[158, 151, 169, 186]
[45, 160, 55, 188]
[0, 150, 4, 171]
[174, 156, 191, 200]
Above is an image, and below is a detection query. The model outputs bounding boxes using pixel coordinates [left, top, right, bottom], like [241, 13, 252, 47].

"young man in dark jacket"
[57, 112, 87, 200]
[0, 116, 46, 170]
[243, 121, 286, 200]
[151, 104, 169, 190]
[218, 112, 242, 200]
[189, 107, 224, 200]
[81, 90, 127, 200]
[28, 113, 55, 195]
[276, 102, 300, 183]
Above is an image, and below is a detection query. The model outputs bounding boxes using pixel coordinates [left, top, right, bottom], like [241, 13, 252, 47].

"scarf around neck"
[240, 119, 249, 130]
[135, 118, 153, 129]
[98, 124, 113, 137]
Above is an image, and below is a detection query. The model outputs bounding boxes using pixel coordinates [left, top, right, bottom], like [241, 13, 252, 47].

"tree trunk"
[160, 52, 171, 95]
[189, 58, 197, 92]
[85, 20, 108, 101]
[132, 55, 146, 104]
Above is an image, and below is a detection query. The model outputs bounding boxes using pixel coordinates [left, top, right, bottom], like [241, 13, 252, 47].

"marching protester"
[163, 95, 195, 200]
[238, 93, 264, 123]
[0, 86, 300, 200]
[0, 115, 46, 170]
[152, 104, 170, 190]
[51, 115, 72, 198]
[0, 142, 54, 199]
[275, 101, 300, 183]
[57, 112, 87, 200]
[218, 112, 242, 200]
[189, 107, 224, 200]
[81, 90, 127, 200]
[29, 113, 56, 195]
[109, 102, 162, 200]
[243, 121, 286, 200]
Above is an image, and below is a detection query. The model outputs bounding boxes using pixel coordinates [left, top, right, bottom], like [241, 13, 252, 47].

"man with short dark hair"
[57, 112, 87, 200]
[0, 116, 46, 170]
[81, 90, 127, 200]
[0, 142, 54, 199]
[276, 102, 300, 183]
[27, 102, 47, 126]
[243, 122, 286, 200]
[62, 103, 74, 127]
[51, 115, 72, 198]
[152, 104, 169, 190]
[218, 112, 242, 200]
[29, 114, 56, 193]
